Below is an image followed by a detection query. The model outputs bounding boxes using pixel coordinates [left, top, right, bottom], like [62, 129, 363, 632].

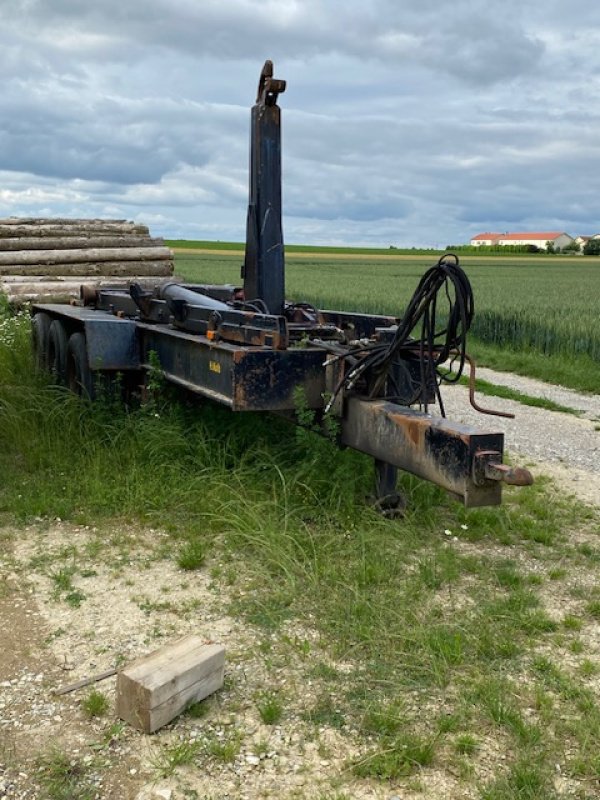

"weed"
[548, 567, 567, 580]
[480, 757, 556, 799]
[257, 691, 284, 725]
[186, 699, 210, 718]
[151, 740, 200, 777]
[37, 748, 93, 800]
[50, 566, 75, 593]
[65, 590, 86, 608]
[585, 599, 600, 618]
[102, 721, 125, 745]
[354, 731, 436, 779]
[303, 695, 345, 730]
[203, 729, 242, 763]
[81, 689, 109, 718]
[562, 614, 583, 631]
[455, 733, 479, 755]
[579, 659, 599, 677]
[177, 538, 206, 571]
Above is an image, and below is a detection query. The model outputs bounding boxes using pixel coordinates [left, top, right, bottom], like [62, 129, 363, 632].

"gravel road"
[441, 367, 600, 506]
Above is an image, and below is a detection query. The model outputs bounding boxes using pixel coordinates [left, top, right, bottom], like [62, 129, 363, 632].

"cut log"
[0, 217, 133, 225]
[0, 261, 173, 277]
[2, 276, 165, 300]
[0, 246, 172, 266]
[0, 235, 164, 251]
[116, 637, 225, 734]
[0, 223, 150, 238]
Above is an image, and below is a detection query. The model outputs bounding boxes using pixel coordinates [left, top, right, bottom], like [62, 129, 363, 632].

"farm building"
[575, 234, 600, 247]
[470, 231, 574, 250]
[470, 233, 503, 246]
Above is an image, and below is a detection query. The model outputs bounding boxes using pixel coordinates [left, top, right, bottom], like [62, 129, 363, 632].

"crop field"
[173, 249, 600, 392]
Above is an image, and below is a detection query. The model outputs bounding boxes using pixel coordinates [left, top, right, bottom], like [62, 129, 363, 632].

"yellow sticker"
[209, 360, 221, 374]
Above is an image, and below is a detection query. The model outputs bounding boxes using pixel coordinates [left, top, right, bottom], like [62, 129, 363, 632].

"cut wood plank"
[0, 260, 173, 277]
[0, 246, 172, 266]
[116, 636, 225, 734]
[0, 235, 164, 251]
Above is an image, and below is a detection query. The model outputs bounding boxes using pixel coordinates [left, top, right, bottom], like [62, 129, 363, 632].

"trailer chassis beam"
[340, 397, 532, 508]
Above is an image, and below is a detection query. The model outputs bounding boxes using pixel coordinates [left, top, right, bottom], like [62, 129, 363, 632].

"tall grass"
[0, 306, 371, 531]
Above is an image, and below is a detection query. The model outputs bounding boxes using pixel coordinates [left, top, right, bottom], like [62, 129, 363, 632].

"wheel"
[47, 320, 69, 384]
[66, 332, 94, 399]
[31, 312, 52, 372]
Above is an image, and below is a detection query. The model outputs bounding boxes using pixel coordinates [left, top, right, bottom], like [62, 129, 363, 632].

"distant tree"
[583, 238, 600, 256]
[562, 240, 581, 254]
[545, 240, 556, 253]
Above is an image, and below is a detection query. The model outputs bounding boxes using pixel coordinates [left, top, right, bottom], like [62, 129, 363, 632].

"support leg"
[374, 459, 405, 518]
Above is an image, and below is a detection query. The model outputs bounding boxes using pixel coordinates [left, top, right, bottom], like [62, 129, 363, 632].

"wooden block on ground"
[116, 636, 225, 733]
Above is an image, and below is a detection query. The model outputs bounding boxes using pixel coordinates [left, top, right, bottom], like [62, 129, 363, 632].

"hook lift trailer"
[31, 61, 533, 513]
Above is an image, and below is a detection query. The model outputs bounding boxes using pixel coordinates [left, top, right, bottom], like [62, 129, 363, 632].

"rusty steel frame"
[341, 398, 507, 507]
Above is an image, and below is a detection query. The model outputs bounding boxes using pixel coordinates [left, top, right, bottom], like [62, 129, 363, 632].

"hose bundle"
[324, 254, 474, 416]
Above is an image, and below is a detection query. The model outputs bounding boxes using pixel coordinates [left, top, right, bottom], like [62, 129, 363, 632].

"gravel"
[441, 368, 600, 505]
[472, 366, 600, 419]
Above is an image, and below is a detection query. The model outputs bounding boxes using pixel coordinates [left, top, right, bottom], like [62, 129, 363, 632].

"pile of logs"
[0, 218, 174, 304]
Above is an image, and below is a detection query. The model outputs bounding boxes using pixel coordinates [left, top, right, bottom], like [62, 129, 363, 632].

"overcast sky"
[1, 0, 599, 247]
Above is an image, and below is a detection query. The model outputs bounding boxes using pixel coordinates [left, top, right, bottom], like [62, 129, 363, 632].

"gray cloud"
[0, 0, 599, 245]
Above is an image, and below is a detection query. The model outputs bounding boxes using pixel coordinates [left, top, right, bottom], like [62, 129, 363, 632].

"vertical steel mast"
[242, 60, 287, 315]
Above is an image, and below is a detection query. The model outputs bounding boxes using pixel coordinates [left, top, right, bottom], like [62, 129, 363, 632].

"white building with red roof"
[470, 231, 574, 250]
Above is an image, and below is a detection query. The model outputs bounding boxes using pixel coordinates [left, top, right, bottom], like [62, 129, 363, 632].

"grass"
[81, 689, 109, 718]
[176, 537, 206, 571]
[256, 691, 284, 725]
[2, 300, 600, 797]
[37, 749, 94, 800]
[459, 375, 579, 415]
[151, 740, 201, 777]
[167, 239, 442, 256]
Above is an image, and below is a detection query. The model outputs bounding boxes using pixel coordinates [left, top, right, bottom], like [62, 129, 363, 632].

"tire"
[66, 332, 94, 399]
[47, 320, 69, 384]
[31, 312, 52, 372]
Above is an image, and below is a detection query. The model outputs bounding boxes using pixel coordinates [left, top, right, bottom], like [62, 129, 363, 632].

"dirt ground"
[1, 523, 385, 800]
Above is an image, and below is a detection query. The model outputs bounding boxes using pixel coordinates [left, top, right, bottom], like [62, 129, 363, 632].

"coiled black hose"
[325, 254, 474, 416]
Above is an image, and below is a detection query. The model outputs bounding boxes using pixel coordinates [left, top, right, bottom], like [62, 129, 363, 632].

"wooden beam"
[116, 636, 225, 734]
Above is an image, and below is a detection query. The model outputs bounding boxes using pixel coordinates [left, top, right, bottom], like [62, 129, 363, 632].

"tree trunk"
[0, 222, 150, 238]
[0, 235, 164, 251]
[0, 247, 172, 266]
[3, 276, 163, 302]
[0, 260, 173, 277]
